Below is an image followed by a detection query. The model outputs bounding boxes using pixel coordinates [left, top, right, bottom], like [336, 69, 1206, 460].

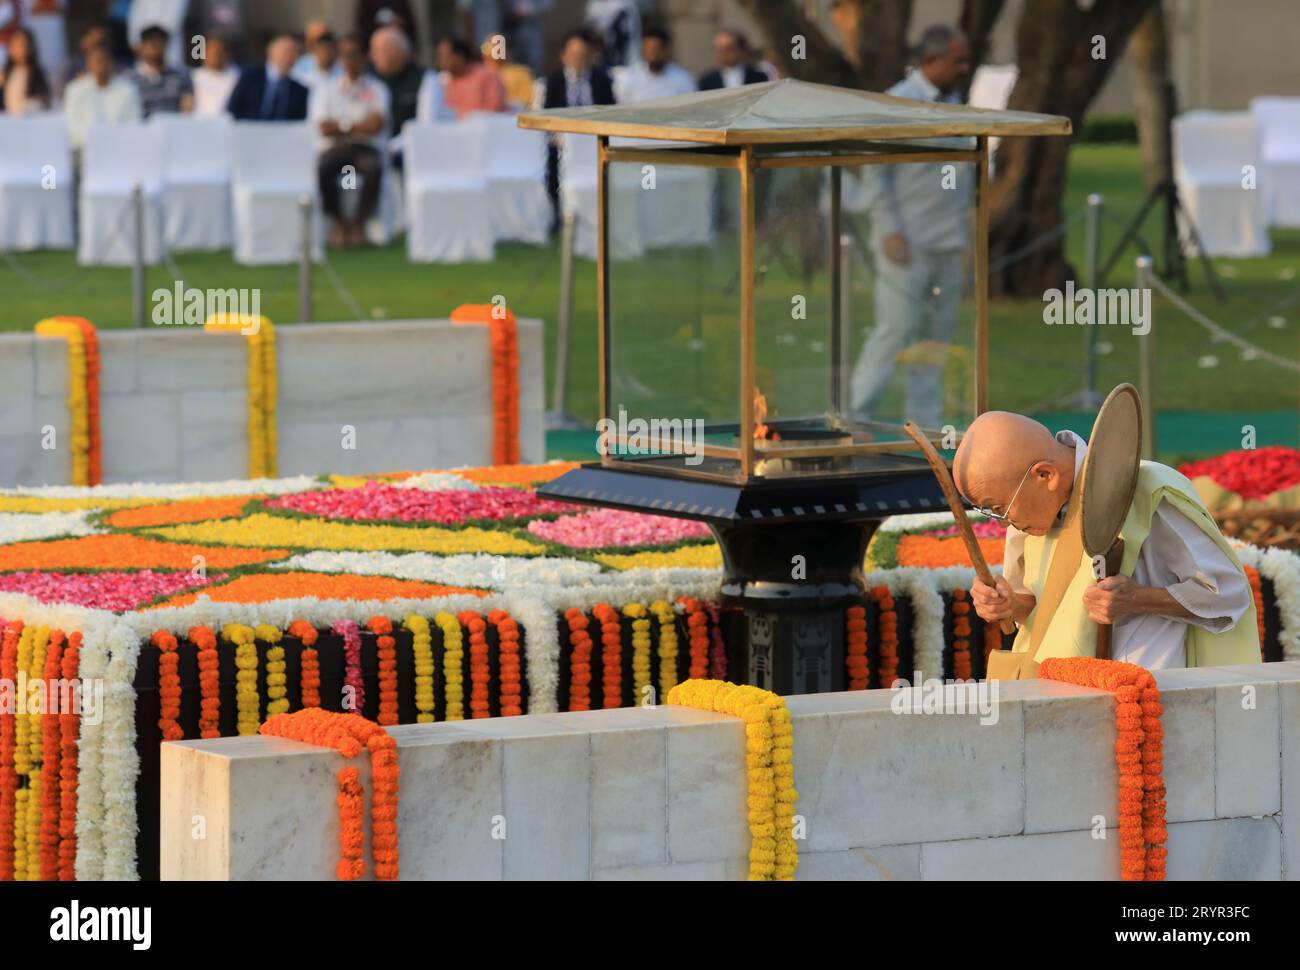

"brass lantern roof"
[516, 78, 1071, 146]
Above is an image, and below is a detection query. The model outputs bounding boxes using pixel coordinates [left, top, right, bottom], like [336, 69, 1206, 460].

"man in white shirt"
[310, 32, 390, 247]
[292, 24, 341, 94]
[612, 27, 694, 104]
[191, 33, 238, 118]
[955, 411, 1259, 669]
[849, 24, 973, 431]
[64, 41, 141, 150]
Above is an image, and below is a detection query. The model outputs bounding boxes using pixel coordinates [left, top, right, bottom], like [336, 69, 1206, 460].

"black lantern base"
[538, 460, 948, 695]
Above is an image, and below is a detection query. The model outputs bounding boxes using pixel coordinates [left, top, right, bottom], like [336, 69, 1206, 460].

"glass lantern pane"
[605, 157, 742, 474]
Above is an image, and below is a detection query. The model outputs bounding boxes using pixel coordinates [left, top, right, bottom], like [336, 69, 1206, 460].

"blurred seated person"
[129, 24, 192, 117]
[1, 28, 52, 115]
[227, 33, 309, 121]
[356, 0, 416, 49]
[369, 26, 423, 140]
[697, 30, 767, 90]
[292, 21, 341, 93]
[312, 33, 389, 248]
[612, 26, 694, 103]
[438, 36, 504, 119]
[191, 34, 239, 118]
[481, 35, 533, 111]
[63, 24, 114, 86]
[291, 20, 331, 81]
[64, 41, 141, 151]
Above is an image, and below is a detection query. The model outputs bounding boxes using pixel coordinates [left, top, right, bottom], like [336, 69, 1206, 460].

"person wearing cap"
[953, 410, 1260, 669]
[129, 23, 191, 116]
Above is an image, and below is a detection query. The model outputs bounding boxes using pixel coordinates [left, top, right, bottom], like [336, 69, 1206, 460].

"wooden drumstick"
[904, 422, 1016, 636]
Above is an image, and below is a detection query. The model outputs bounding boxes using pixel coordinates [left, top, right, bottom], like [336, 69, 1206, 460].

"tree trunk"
[958, 0, 1006, 100]
[737, 0, 860, 87]
[1131, 2, 1174, 195]
[988, 0, 1158, 297]
[855, 0, 914, 92]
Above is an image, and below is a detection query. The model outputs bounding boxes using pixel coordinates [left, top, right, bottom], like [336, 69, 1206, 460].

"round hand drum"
[1078, 384, 1143, 658]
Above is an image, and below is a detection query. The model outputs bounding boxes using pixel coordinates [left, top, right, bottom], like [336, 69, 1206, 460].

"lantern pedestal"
[538, 461, 947, 695]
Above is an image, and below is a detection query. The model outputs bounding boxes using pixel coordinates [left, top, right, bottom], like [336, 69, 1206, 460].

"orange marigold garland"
[38, 631, 65, 881]
[592, 603, 622, 709]
[189, 626, 220, 738]
[152, 630, 183, 741]
[1038, 657, 1167, 881]
[950, 589, 973, 681]
[288, 620, 321, 709]
[872, 585, 899, 687]
[0, 621, 20, 881]
[681, 597, 710, 679]
[459, 611, 491, 719]
[450, 304, 520, 465]
[259, 708, 400, 880]
[845, 605, 868, 690]
[1244, 566, 1266, 659]
[564, 608, 593, 711]
[57, 633, 80, 880]
[489, 610, 523, 717]
[367, 617, 400, 726]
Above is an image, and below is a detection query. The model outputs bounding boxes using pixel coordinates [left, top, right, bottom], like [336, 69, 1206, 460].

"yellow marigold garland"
[667, 679, 798, 881]
[650, 600, 678, 699]
[34, 318, 100, 486]
[223, 624, 261, 735]
[257, 624, 289, 718]
[623, 603, 653, 704]
[205, 314, 276, 478]
[405, 615, 436, 723]
[435, 612, 464, 721]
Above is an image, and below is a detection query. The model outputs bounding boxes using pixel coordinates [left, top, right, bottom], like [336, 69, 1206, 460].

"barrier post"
[131, 183, 145, 329]
[1082, 193, 1103, 406]
[1136, 254, 1156, 459]
[838, 233, 854, 417]
[298, 195, 313, 323]
[548, 210, 580, 429]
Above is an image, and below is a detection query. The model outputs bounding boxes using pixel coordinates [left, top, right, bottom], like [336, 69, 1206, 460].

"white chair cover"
[79, 122, 166, 266]
[467, 112, 550, 245]
[1173, 111, 1270, 258]
[229, 121, 321, 265]
[156, 114, 232, 251]
[0, 114, 74, 250]
[403, 120, 495, 263]
[561, 133, 643, 261]
[1250, 96, 1300, 227]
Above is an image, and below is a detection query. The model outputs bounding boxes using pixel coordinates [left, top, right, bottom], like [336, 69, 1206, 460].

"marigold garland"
[650, 601, 678, 699]
[367, 617, 400, 726]
[592, 603, 622, 709]
[260, 708, 400, 880]
[1038, 657, 1167, 881]
[564, 608, 593, 712]
[38, 630, 65, 881]
[224, 624, 261, 736]
[950, 589, 972, 681]
[623, 603, 653, 704]
[706, 603, 727, 680]
[34, 317, 101, 486]
[845, 604, 868, 690]
[12, 625, 35, 880]
[1244, 566, 1266, 659]
[257, 624, 288, 718]
[333, 619, 364, 715]
[873, 585, 899, 687]
[680, 598, 710, 679]
[403, 615, 435, 722]
[286, 620, 321, 710]
[190, 626, 221, 738]
[152, 630, 183, 741]
[0, 621, 17, 881]
[489, 609, 523, 717]
[57, 633, 80, 880]
[450, 304, 520, 465]
[668, 680, 798, 880]
[458, 611, 491, 719]
[206, 314, 277, 479]
[434, 612, 464, 720]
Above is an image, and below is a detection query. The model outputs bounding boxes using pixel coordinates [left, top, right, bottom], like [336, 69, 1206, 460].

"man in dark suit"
[538, 28, 614, 232]
[227, 34, 310, 121]
[697, 30, 767, 90]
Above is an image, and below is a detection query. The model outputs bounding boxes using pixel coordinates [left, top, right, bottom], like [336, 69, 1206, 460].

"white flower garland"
[1230, 541, 1300, 661]
[0, 511, 99, 543]
[0, 475, 321, 500]
[394, 472, 481, 492]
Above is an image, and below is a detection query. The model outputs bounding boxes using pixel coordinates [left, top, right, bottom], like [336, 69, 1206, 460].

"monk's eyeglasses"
[970, 461, 1037, 522]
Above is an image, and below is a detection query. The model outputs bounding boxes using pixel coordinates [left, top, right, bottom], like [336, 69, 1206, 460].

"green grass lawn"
[2, 143, 1295, 463]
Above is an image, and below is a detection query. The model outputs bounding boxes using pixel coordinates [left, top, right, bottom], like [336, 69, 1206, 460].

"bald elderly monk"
[953, 411, 1260, 668]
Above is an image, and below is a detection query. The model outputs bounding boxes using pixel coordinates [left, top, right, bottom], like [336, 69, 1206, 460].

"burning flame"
[754, 389, 775, 442]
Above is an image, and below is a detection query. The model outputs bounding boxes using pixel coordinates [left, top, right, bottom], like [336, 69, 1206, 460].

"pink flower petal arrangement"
[526, 508, 713, 549]
[266, 482, 577, 524]
[931, 519, 1007, 539]
[0, 569, 225, 611]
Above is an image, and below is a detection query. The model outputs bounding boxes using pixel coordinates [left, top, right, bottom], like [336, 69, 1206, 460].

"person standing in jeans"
[312, 33, 390, 248]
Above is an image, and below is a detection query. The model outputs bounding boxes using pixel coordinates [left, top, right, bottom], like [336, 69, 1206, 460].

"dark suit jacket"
[227, 65, 310, 121]
[697, 66, 768, 91]
[541, 66, 616, 109]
